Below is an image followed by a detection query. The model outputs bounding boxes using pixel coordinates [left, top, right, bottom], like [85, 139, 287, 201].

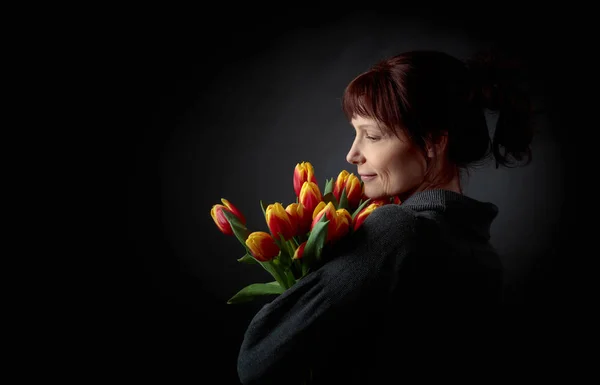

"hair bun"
[466, 48, 526, 111]
[467, 48, 533, 168]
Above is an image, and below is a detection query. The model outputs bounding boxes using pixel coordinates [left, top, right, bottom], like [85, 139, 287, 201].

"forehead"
[350, 115, 379, 129]
[351, 115, 412, 143]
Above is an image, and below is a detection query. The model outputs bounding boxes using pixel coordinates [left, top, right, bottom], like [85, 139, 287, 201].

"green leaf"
[302, 215, 329, 268]
[284, 269, 297, 287]
[291, 258, 303, 280]
[275, 233, 293, 271]
[323, 177, 334, 196]
[322, 192, 339, 209]
[269, 256, 296, 288]
[301, 262, 311, 277]
[260, 200, 269, 221]
[338, 186, 349, 211]
[221, 208, 251, 250]
[351, 198, 372, 220]
[227, 281, 284, 304]
[237, 253, 258, 264]
[260, 260, 289, 290]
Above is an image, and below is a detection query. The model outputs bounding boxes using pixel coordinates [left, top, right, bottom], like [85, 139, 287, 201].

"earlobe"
[426, 133, 448, 158]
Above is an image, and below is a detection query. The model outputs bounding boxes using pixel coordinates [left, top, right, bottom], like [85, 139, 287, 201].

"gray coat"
[237, 189, 504, 384]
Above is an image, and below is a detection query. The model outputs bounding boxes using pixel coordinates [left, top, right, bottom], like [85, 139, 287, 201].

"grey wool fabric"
[237, 189, 505, 384]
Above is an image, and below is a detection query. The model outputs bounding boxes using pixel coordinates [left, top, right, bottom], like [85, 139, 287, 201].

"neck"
[399, 167, 462, 202]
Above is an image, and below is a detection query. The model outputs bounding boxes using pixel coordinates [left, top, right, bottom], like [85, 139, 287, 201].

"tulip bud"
[353, 200, 387, 231]
[210, 198, 246, 236]
[245, 231, 280, 262]
[293, 241, 307, 260]
[312, 201, 326, 220]
[311, 202, 350, 243]
[299, 181, 322, 217]
[393, 196, 402, 205]
[333, 170, 363, 210]
[333, 170, 350, 200]
[286, 202, 312, 236]
[265, 202, 296, 241]
[344, 173, 363, 210]
[293, 162, 318, 197]
[332, 208, 352, 242]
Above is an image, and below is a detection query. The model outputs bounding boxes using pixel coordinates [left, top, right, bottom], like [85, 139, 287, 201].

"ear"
[425, 133, 449, 159]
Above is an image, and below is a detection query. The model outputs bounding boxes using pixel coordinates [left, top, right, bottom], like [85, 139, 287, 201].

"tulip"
[299, 181, 322, 217]
[286, 202, 312, 236]
[393, 196, 402, 205]
[210, 198, 246, 236]
[353, 199, 388, 231]
[312, 202, 352, 242]
[333, 170, 350, 196]
[333, 170, 363, 210]
[245, 231, 280, 262]
[293, 241, 307, 260]
[333, 208, 352, 242]
[312, 201, 326, 220]
[293, 162, 318, 197]
[265, 202, 296, 241]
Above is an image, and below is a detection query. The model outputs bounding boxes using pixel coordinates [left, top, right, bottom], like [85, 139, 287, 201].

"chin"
[364, 190, 386, 200]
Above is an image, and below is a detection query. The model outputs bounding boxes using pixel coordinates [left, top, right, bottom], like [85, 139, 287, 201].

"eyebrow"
[355, 124, 377, 130]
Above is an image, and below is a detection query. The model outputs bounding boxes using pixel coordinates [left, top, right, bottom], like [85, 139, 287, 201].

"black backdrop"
[125, 7, 576, 383]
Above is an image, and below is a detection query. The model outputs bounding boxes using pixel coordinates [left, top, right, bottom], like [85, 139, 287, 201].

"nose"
[346, 141, 364, 165]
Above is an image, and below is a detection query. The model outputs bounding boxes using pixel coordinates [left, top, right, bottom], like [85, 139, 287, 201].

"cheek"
[389, 152, 425, 184]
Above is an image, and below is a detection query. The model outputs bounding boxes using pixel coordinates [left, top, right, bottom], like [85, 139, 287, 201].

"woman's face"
[346, 115, 428, 199]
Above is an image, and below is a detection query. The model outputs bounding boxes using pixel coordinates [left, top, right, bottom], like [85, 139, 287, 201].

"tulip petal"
[211, 204, 233, 235]
[222, 209, 251, 248]
[221, 198, 246, 225]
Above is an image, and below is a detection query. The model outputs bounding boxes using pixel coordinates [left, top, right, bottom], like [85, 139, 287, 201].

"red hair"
[342, 50, 533, 190]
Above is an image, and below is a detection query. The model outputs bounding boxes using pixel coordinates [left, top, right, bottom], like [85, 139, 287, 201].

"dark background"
[125, 8, 576, 383]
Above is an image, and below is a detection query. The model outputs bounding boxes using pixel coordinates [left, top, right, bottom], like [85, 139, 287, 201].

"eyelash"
[365, 135, 379, 142]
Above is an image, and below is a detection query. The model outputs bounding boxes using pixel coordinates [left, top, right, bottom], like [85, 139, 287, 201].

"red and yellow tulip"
[333, 209, 352, 242]
[293, 241, 307, 260]
[285, 202, 312, 236]
[311, 201, 326, 219]
[293, 162, 318, 197]
[333, 170, 363, 210]
[311, 202, 352, 243]
[299, 181, 322, 218]
[265, 202, 296, 241]
[210, 198, 246, 236]
[245, 231, 280, 262]
[352, 199, 388, 231]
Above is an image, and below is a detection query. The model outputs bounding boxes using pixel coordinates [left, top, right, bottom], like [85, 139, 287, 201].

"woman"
[237, 50, 533, 384]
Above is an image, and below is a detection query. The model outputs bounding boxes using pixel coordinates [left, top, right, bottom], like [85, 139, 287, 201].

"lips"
[359, 174, 377, 181]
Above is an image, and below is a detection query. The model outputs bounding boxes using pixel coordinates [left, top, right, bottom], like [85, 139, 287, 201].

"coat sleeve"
[236, 205, 419, 385]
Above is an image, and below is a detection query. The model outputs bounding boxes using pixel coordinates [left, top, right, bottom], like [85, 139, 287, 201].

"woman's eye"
[365, 135, 379, 141]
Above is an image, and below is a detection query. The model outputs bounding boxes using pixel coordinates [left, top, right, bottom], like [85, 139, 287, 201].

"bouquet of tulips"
[210, 161, 399, 304]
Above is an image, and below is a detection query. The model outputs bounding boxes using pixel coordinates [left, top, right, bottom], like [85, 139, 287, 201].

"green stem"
[284, 240, 297, 287]
[284, 269, 296, 287]
[261, 261, 288, 290]
[286, 239, 297, 257]
[291, 236, 300, 248]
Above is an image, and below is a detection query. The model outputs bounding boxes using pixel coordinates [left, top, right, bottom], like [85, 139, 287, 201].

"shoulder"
[361, 204, 420, 235]
[345, 204, 422, 257]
